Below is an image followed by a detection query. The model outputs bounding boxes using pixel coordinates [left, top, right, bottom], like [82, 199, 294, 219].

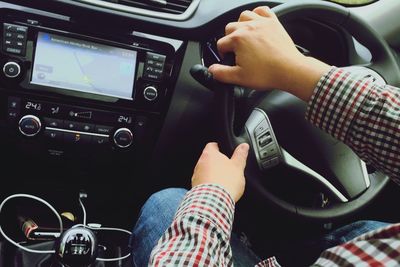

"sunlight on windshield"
[329, 0, 375, 4]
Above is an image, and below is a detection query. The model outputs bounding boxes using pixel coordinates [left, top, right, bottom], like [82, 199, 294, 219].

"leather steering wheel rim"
[217, 0, 399, 222]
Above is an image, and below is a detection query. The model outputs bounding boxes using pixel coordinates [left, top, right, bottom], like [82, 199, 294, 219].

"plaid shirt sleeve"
[306, 67, 400, 265]
[306, 67, 400, 182]
[149, 184, 235, 266]
[312, 223, 400, 266]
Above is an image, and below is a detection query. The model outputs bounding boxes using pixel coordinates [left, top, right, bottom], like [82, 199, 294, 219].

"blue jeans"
[129, 188, 260, 267]
[130, 188, 389, 267]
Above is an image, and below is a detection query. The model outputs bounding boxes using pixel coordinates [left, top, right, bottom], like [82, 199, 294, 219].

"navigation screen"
[31, 32, 137, 100]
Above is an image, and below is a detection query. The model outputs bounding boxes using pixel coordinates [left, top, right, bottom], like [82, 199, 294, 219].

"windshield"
[328, 0, 376, 5]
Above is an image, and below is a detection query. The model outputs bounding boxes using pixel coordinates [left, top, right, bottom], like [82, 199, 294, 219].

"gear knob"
[56, 227, 98, 267]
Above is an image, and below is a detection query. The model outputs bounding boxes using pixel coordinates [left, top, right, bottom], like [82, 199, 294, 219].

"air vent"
[75, 0, 200, 21]
[118, 0, 193, 15]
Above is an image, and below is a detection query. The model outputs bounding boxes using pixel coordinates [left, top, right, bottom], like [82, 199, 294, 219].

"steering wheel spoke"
[245, 108, 353, 203]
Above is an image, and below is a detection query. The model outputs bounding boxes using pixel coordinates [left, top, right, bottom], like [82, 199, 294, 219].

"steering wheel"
[217, 1, 400, 221]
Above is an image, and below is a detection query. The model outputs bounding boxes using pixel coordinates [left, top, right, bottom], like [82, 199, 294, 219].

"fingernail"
[241, 143, 249, 153]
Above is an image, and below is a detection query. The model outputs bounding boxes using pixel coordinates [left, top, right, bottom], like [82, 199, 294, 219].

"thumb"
[231, 143, 250, 170]
[209, 64, 241, 85]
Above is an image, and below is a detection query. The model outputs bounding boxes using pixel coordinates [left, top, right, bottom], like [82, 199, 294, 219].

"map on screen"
[31, 32, 137, 100]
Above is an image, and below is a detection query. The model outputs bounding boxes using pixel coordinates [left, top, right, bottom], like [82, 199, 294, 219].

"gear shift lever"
[56, 227, 98, 267]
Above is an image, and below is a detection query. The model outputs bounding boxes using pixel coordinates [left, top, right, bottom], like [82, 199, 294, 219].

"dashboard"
[0, 0, 383, 189]
[0, 6, 184, 162]
[0, 0, 361, 169]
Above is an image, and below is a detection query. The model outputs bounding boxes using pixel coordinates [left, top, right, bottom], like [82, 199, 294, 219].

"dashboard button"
[95, 125, 113, 135]
[143, 86, 158, 101]
[5, 47, 22, 54]
[7, 109, 19, 121]
[8, 97, 20, 109]
[64, 132, 91, 144]
[3, 62, 21, 78]
[75, 122, 94, 132]
[65, 121, 78, 131]
[19, 115, 41, 137]
[92, 136, 109, 146]
[146, 52, 166, 63]
[44, 118, 63, 128]
[113, 128, 133, 148]
[44, 129, 63, 141]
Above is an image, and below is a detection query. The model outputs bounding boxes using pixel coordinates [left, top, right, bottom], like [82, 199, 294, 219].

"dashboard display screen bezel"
[30, 31, 140, 102]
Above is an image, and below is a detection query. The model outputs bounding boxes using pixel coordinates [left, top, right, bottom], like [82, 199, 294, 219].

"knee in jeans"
[144, 188, 188, 211]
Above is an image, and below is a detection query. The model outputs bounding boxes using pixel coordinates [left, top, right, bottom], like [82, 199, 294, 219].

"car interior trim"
[74, 0, 201, 21]
[45, 127, 110, 138]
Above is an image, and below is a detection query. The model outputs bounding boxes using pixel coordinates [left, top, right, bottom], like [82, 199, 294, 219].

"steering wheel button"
[261, 160, 273, 169]
[270, 157, 280, 166]
[254, 120, 269, 137]
[258, 133, 273, 148]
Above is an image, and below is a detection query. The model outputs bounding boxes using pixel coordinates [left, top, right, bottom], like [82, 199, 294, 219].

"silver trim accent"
[245, 108, 283, 170]
[74, 0, 200, 21]
[113, 128, 133, 148]
[3, 62, 21, 78]
[361, 161, 371, 188]
[143, 86, 158, 101]
[341, 66, 386, 86]
[45, 127, 109, 138]
[281, 148, 349, 203]
[245, 108, 348, 203]
[19, 115, 41, 137]
[150, 0, 167, 5]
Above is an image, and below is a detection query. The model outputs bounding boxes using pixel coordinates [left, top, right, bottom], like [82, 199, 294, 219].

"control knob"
[19, 115, 41, 137]
[143, 86, 158, 101]
[3, 61, 21, 78]
[113, 128, 133, 148]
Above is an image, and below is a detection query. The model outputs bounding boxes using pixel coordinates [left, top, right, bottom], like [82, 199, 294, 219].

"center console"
[0, 9, 182, 159]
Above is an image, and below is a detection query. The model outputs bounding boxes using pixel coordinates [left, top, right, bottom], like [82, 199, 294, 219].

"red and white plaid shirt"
[149, 67, 400, 266]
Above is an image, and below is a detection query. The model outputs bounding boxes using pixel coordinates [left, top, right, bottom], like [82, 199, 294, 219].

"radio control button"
[19, 115, 41, 137]
[113, 128, 133, 148]
[143, 86, 158, 101]
[146, 52, 166, 63]
[5, 47, 22, 54]
[3, 62, 21, 78]
[3, 24, 27, 55]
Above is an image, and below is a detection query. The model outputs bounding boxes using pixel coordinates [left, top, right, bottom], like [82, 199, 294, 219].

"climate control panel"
[7, 96, 149, 151]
